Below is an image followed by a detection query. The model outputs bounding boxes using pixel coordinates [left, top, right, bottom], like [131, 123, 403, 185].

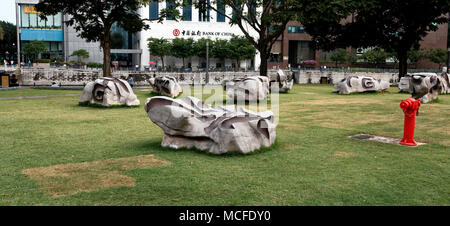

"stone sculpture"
[269, 69, 294, 93]
[223, 76, 270, 101]
[144, 96, 276, 154]
[79, 77, 140, 107]
[333, 76, 390, 94]
[149, 75, 183, 98]
[407, 72, 450, 103]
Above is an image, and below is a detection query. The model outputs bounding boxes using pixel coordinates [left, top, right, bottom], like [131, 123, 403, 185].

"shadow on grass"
[78, 101, 141, 109]
[135, 138, 278, 158]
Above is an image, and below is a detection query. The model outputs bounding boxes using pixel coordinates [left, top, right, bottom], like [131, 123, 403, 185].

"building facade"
[268, 21, 449, 70]
[15, 1, 448, 70]
[15, 0, 141, 67]
[137, 1, 260, 70]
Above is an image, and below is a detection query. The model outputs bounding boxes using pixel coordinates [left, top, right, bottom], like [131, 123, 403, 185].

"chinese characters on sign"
[173, 29, 234, 37]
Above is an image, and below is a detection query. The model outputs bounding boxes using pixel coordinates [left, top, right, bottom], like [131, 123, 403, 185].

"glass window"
[183, 0, 192, 21]
[37, 16, 47, 28]
[29, 12, 38, 28]
[232, 1, 241, 22]
[198, 0, 210, 22]
[288, 26, 305, 34]
[20, 5, 30, 28]
[217, 0, 225, 22]
[53, 13, 62, 27]
[149, 0, 159, 20]
[166, 0, 175, 20]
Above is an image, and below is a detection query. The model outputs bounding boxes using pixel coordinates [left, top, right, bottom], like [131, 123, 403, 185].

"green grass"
[0, 88, 82, 98]
[0, 85, 449, 205]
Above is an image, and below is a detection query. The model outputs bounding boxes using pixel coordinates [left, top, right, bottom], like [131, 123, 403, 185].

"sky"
[0, 0, 17, 24]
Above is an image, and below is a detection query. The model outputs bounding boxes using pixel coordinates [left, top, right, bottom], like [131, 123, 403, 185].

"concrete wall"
[19, 68, 400, 86]
[19, 68, 262, 86]
[293, 70, 400, 85]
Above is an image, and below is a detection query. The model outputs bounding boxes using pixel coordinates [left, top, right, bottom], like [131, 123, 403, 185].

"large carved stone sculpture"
[149, 75, 182, 98]
[144, 96, 276, 154]
[407, 73, 450, 103]
[79, 77, 140, 106]
[270, 69, 293, 93]
[223, 76, 270, 101]
[333, 76, 390, 94]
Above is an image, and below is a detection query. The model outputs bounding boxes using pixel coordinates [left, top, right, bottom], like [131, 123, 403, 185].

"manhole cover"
[349, 134, 426, 146]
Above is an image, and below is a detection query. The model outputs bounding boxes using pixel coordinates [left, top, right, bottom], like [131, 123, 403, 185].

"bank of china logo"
[173, 29, 180, 37]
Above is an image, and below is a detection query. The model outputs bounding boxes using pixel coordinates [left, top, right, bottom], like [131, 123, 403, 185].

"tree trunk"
[182, 57, 185, 68]
[259, 50, 268, 77]
[101, 32, 112, 77]
[160, 56, 165, 69]
[398, 50, 408, 78]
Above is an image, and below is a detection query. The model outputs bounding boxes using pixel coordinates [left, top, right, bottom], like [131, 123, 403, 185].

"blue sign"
[21, 29, 63, 42]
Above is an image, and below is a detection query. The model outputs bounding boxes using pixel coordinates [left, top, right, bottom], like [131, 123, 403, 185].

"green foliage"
[191, 0, 298, 75]
[147, 38, 172, 68]
[70, 49, 90, 64]
[329, 48, 348, 66]
[299, 0, 450, 76]
[170, 38, 195, 67]
[193, 38, 212, 59]
[424, 48, 448, 68]
[86, 62, 103, 68]
[35, 0, 175, 77]
[22, 41, 47, 62]
[36, 59, 51, 63]
[211, 39, 231, 60]
[360, 47, 389, 66]
[0, 21, 17, 61]
[228, 35, 256, 66]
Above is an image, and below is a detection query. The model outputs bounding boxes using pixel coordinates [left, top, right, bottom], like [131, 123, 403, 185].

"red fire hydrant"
[399, 97, 421, 146]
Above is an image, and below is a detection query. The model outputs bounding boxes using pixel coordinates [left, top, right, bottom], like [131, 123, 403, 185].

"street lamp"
[205, 39, 209, 84]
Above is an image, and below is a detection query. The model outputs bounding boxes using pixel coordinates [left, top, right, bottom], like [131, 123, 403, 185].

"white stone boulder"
[144, 96, 276, 154]
[408, 72, 450, 103]
[223, 76, 270, 101]
[79, 77, 140, 107]
[149, 75, 182, 98]
[398, 76, 411, 92]
[333, 76, 390, 94]
[270, 69, 294, 93]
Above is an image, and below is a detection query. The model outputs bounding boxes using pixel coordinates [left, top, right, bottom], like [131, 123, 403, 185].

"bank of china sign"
[173, 29, 234, 37]
[24, 6, 39, 14]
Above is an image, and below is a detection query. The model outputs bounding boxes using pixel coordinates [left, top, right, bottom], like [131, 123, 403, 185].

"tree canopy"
[71, 49, 90, 64]
[22, 41, 47, 62]
[36, 0, 180, 76]
[0, 21, 17, 62]
[147, 37, 172, 68]
[298, 0, 450, 77]
[171, 38, 195, 67]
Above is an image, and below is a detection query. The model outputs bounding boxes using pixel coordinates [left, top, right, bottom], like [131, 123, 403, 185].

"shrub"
[36, 59, 51, 63]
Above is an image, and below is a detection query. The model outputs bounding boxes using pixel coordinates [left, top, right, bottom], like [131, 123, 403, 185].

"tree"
[228, 35, 256, 68]
[0, 21, 17, 61]
[147, 38, 172, 69]
[298, 0, 450, 77]
[22, 41, 47, 62]
[211, 39, 231, 67]
[36, 0, 180, 77]
[192, 0, 298, 76]
[171, 38, 194, 68]
[424, 48, 448, 69]
[329, 48, 348, 67]
[193, 38, 212, 67]
[70, 49, 90, 64]
[360, 47, 390, 67]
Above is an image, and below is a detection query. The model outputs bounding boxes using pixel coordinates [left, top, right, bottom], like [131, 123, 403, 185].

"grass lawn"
[0, 88, 82, 98]
[0, 85, 449, 205]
